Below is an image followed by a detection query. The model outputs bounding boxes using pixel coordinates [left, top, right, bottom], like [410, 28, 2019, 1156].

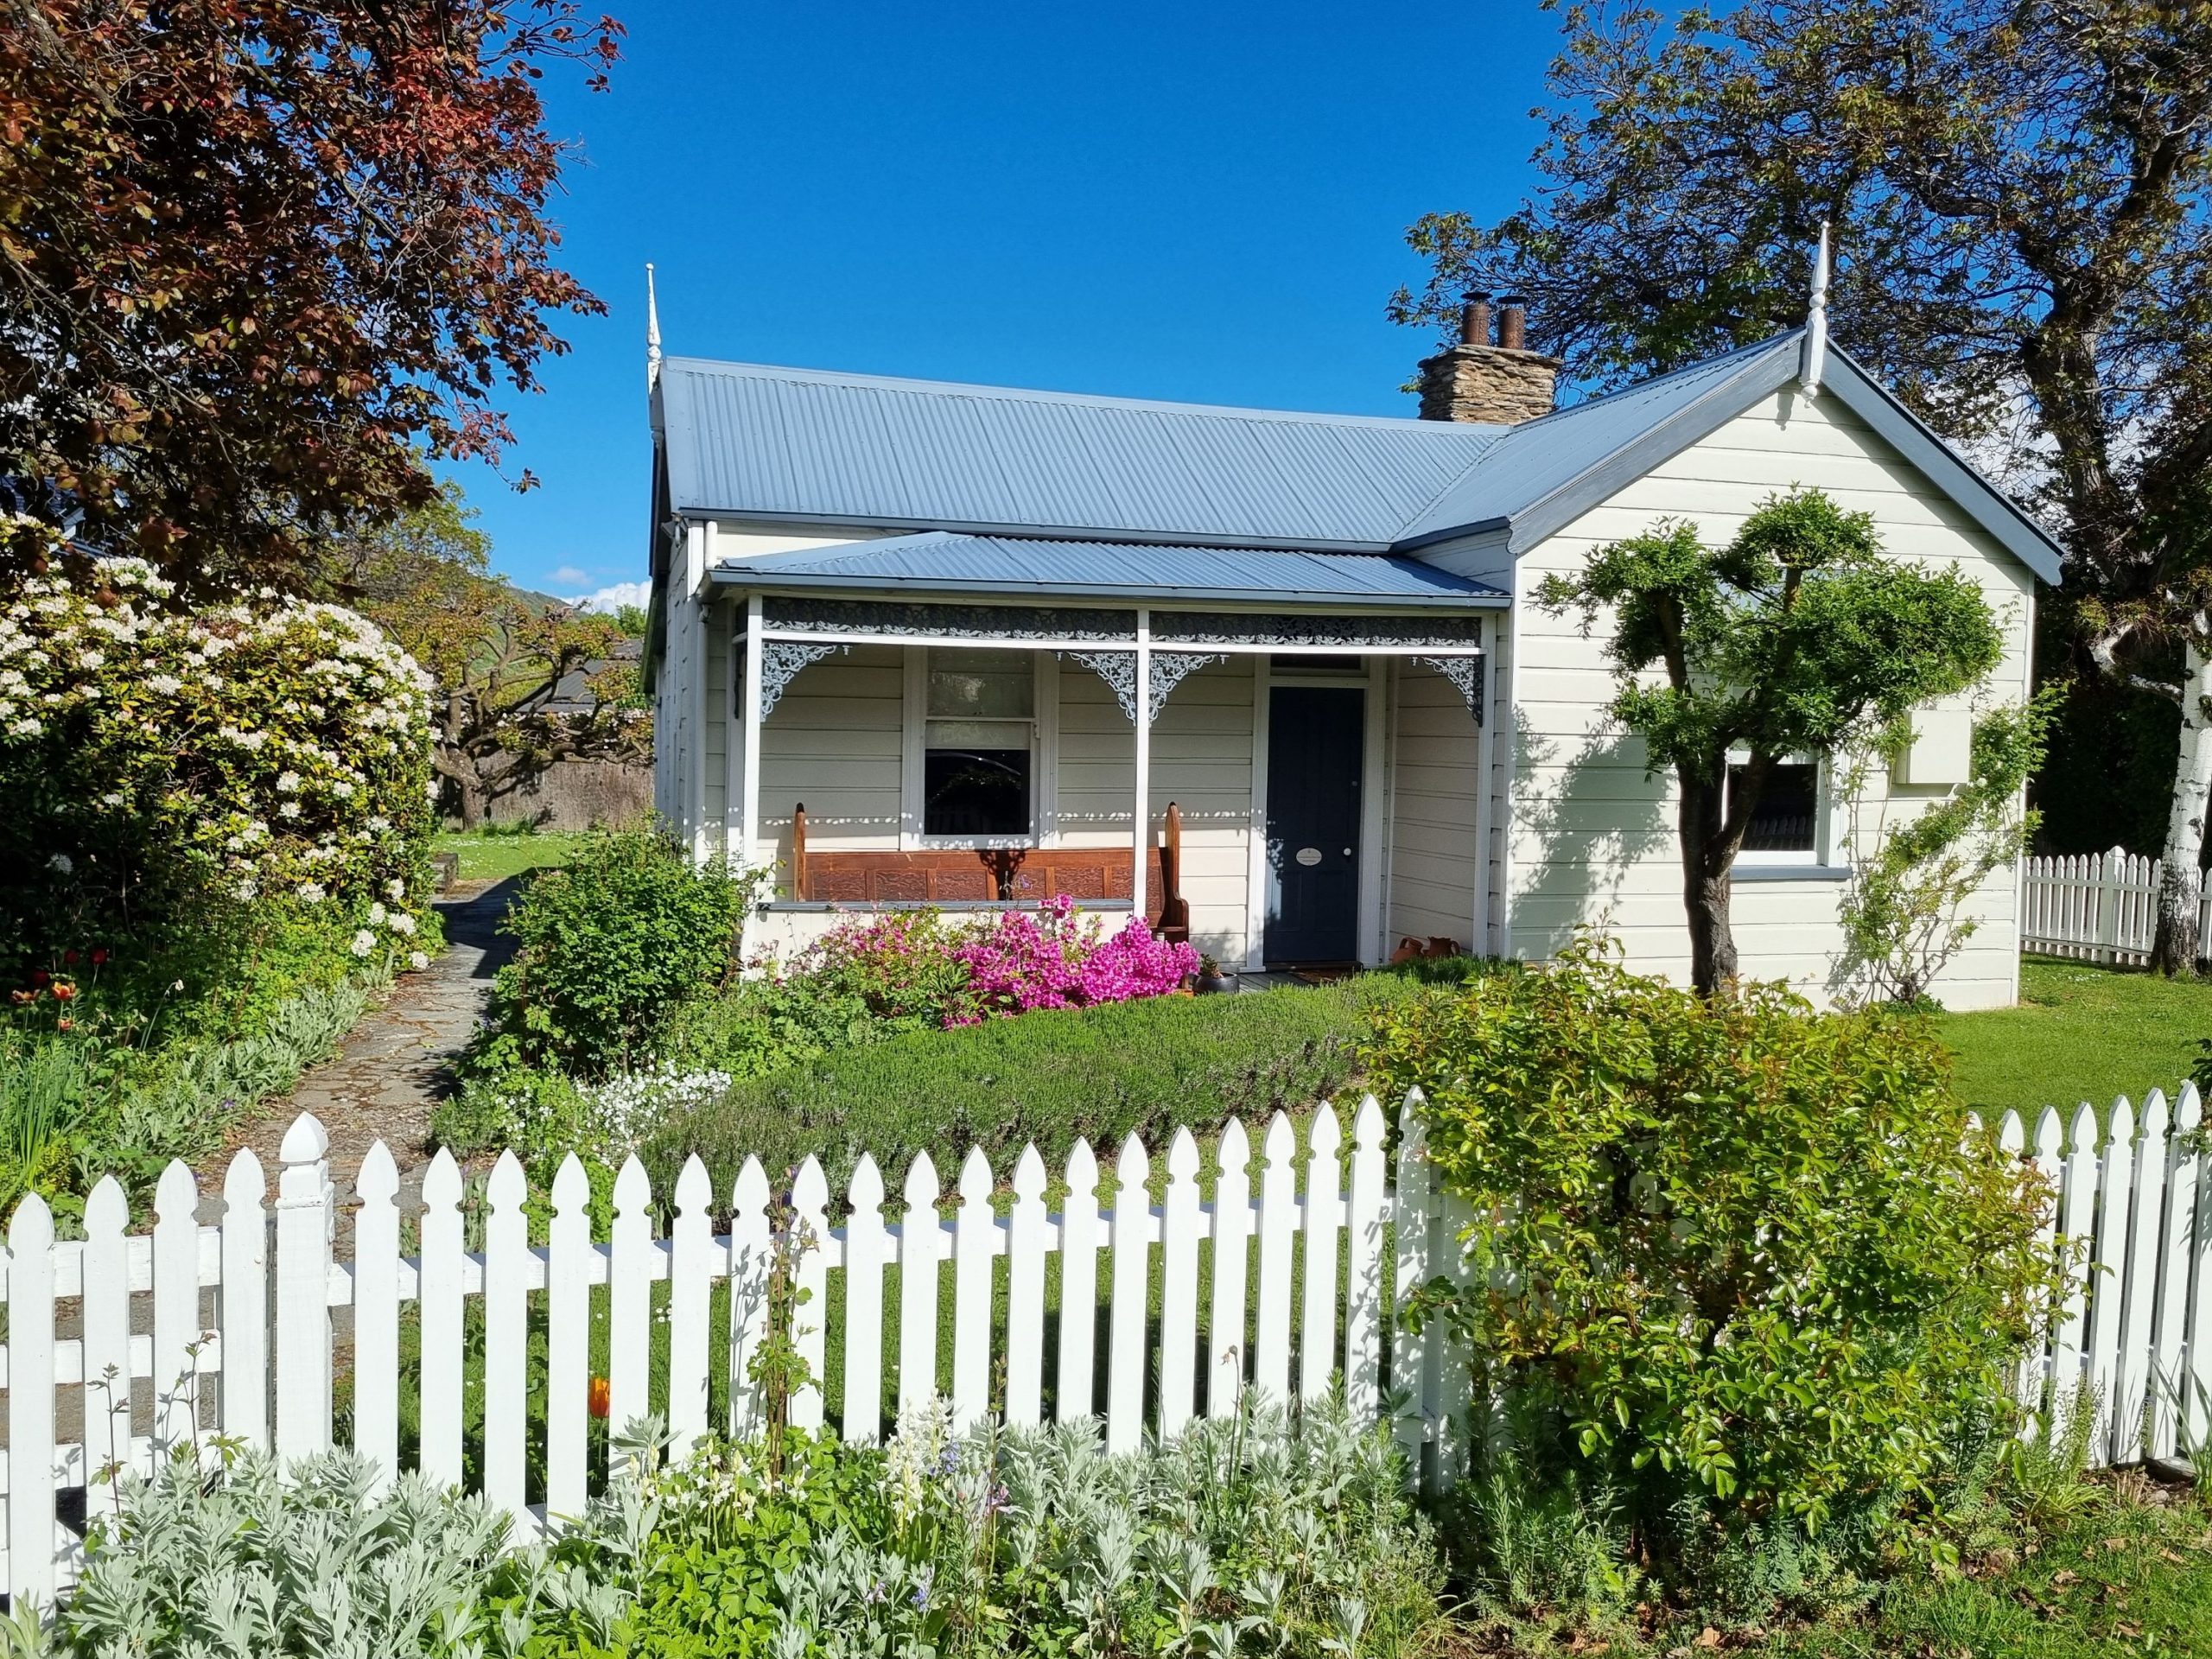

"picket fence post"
[273, 1114, 333, 1461]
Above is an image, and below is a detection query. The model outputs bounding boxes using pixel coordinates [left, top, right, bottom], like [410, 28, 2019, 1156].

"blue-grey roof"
[711, 532, 1509, 607]
[655, 333, 2064, 587]
[657, 356, 1502, 551]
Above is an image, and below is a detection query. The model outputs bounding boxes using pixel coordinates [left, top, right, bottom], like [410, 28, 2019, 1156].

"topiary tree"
[1363, 938, 2061, 1589]
[1539, 489, 2003, 994]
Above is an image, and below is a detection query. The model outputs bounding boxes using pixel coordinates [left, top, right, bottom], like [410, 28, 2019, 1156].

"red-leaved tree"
[0, 1, 621, 587]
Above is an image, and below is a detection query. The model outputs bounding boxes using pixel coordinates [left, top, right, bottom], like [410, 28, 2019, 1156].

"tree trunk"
[1679, 771, 1738, 995]
[2150, 636, 2212, 975]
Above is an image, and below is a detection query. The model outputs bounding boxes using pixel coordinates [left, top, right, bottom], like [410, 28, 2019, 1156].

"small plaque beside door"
[1294, 846, 1323, 868]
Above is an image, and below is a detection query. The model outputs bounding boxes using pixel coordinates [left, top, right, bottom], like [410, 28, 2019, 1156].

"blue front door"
[1264, 685, 1363, 963]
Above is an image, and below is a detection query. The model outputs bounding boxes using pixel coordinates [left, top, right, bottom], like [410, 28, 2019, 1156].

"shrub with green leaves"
[471, 828, 750, 1079]
[1363, 938, 2059, 1589]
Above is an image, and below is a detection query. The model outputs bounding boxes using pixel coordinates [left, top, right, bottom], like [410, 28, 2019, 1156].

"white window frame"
[1723, 747, 1839, 867]
[900, 645, 1058, 850]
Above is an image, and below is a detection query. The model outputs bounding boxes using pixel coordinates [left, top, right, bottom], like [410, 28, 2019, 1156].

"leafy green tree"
[1394, 0, 2212, 971]
[325, 485, 648, 826]
[1540, 490, 2001, 993]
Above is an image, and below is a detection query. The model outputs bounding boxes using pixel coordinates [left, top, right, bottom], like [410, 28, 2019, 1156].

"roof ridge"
[658, 353, 1506, 436]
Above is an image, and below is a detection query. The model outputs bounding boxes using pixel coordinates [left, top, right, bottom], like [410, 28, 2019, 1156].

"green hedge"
[644, 973, 1443, 1196]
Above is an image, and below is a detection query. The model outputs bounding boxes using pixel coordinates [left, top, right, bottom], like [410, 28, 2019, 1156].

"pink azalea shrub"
[797, 896, 1198, 1030]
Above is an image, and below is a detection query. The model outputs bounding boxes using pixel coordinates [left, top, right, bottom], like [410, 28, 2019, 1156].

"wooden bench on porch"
[790, 801, 1192, 944]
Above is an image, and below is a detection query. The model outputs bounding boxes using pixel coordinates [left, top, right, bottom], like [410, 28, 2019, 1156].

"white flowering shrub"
[0, 531, 439, 985]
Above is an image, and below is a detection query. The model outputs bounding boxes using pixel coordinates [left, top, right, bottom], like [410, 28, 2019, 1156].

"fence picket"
[1255, 1112, 1297, 1403]
[1209, 1117, 1251, 1415]
[81, 1178, 130, 1491]
[2157, 1085, 2205, 1457]
[609, 1157, 654, 1438]
[668, 1156, 716, 1460]
[2116, 1091, 2169, 1464]
[900, 1154, 942, 1415]
[544, 1154, 592, 1522]
[1344, 1096, 1388, 1422]
[218, 1154, 267, 1454]
[8, 1193, 56, 1606]
[2088, 1098, 2138, 1459]
[1058, 1140, 1100, 1423]
[727, 1158, 771, 1437]
[481, 1150, 532, 1535]
[1393, 1092, 1434, 1481]
[2050, 1103, 2099, 1419]
[1105, 1133, 1150, 1453]
[417, 1150, 465, 1489]
[951, 1148, 995, 1430]
[150, 1162, 200, 1458]
[1158, 1128, 1202, 1439]
[790, 1157, 830, 1432]
[843, 1155, 888, 1443]
[274, 1116, 333, 1462]
[353, 1141, 401, 1491]
[2186, 1088, 2212, 1451]
[1300, 1104, 1344, 1402]
[1005, 1145, 1048, 1427]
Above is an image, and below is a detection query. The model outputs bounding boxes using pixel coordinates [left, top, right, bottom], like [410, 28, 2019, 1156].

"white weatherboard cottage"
[642, 290, 2062, 1009]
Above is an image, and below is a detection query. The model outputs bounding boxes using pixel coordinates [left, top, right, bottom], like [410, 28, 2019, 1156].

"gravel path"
[193, 876, 522, 1220]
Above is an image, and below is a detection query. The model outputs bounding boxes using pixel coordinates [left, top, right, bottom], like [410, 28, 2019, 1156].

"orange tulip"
[588, 1376, 610, 1419]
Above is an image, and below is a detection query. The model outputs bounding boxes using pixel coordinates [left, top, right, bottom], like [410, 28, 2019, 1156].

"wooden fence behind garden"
[3, 1086, 2210, 1605]
[2021, 848, 2212, 965]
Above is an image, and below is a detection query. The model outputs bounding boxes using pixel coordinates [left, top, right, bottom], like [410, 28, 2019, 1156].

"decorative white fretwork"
[1060, 650, 1140, 722]
[1058, 649, 1224, 725]
[1147, 652, 1224, 725]
[1415, 655, 1484, 722]
[759, 641, 848, 720]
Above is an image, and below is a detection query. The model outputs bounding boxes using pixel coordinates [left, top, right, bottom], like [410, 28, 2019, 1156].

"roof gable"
[1390, 333, 2065, 584]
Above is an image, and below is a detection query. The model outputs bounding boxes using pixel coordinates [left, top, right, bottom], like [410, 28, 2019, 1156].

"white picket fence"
[3, 1084, 2209, 1607]
[0, 1098, 1474, 1605]
[2021, 847, 2212, 965]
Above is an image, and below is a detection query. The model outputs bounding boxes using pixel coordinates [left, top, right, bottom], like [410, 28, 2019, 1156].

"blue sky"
[460, 1, 1564, 601]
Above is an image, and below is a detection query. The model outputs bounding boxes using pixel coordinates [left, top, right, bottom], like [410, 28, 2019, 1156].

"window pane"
[925, 718, 1031, 748]
[928, 648, 1033, 719]
[925, 747, 1032, 836]
[1729, 760, 1818, 854]
[1271, 653, 1363, 674]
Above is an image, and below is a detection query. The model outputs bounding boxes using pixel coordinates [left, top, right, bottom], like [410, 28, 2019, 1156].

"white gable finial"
[1799, 220, 1830, 397]
[646, 262, 663, 390]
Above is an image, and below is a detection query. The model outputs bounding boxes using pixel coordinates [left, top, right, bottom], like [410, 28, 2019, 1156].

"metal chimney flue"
[1496, 296, 1528, 352]
[1458, 293, 1493, 348]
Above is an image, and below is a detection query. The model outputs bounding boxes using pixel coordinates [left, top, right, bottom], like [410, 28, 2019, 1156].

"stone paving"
[192, 876, 522, 1220]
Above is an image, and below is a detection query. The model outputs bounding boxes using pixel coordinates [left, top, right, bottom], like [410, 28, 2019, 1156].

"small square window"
[1727, 760, 1819, 855]
[924, 649, 1033, 836]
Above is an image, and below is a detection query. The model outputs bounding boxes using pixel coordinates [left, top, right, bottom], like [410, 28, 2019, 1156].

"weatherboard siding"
[758, 645, 906, 874]
[1387, 659, 1484, 951]
[1505, 386, 2035, 1009]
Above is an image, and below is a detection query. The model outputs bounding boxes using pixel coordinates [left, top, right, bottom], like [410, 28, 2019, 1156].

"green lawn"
[1934, 958, 2212, 1119]
[435, 828, 591, 884]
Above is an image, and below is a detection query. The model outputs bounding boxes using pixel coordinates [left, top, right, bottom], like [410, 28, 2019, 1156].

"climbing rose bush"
[0, 529, 439, 976]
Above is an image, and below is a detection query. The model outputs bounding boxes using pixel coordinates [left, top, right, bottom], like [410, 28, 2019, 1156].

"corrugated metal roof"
[658, 357, 1503, 550]
[712, 532, 1509, 607]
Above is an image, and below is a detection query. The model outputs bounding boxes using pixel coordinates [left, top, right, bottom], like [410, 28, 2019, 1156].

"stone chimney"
[1417, 291, 1560, 423]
